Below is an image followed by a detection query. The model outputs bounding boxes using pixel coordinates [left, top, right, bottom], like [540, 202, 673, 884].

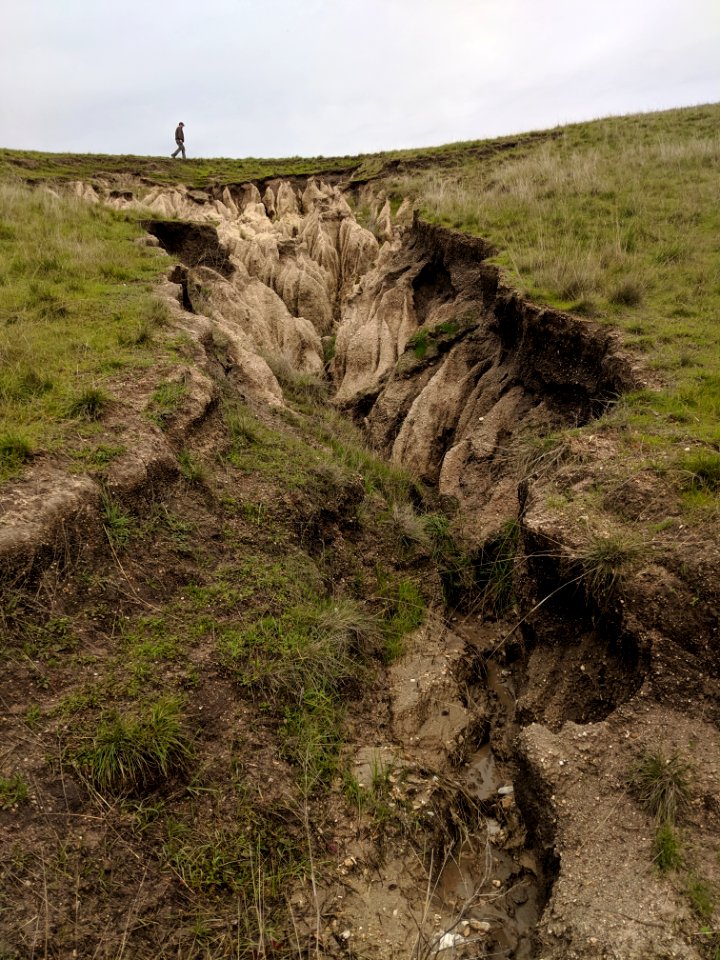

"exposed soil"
[1, 176, 718, 960]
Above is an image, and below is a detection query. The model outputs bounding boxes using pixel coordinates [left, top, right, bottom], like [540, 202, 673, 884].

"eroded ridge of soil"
[1, 175, 719, 960]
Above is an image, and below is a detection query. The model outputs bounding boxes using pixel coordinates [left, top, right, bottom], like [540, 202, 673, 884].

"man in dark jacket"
[171, 122, 186, 159]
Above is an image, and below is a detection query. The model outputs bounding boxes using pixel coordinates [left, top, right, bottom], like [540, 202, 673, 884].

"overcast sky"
[1, 0, 719, 159]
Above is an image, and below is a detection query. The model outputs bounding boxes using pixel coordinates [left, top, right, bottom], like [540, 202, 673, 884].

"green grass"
[472, 520, 520, 616]
[631, 749, 692, 874]
[686, 876, 716, 920]
[0, 182, 166, 478]
[0, 431, 33, 472]
[101, 492, 134, 548]
[579, 532, 640, 612]
[0, 127, 552, 191]
[66, 386, 110, 421]
[77, 698, 192, 796]
[399, 317, 469, 374]
[653, 823, 683, 872]
[0, 774, 29, 810]
[147, 379, 187, 428]
[377, 574, 426, 662]
[388, 106, 720, 460]
[631, 750, 691, 825]
[178, 448, 206, 486]
[680, 449, 720, 493]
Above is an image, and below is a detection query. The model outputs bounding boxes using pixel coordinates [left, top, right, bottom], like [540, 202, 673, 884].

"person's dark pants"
[172, 139, 186, 159]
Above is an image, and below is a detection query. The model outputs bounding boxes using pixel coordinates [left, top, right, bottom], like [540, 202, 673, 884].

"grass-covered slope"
[392, 104, 720, 456]
[0, 184, 170, 477]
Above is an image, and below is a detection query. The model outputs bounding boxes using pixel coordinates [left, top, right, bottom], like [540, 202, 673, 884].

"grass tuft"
[653, 823, 683, 871]
[67, 386, 110, 421]
[631, 750, 691, 825]
[0, 432, 33, 472]
[0, 774, 29, 810]
[579, 533, 639, 611]
[79, 698, 192, 796]
[680, 449, 720, 493]
[101, 492, 133, 548]
[178, 448, 206, 486]
[473, 520, 520, 616]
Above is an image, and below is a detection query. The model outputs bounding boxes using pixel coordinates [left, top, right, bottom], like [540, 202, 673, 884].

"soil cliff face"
[2, 175, 718, 960]
[333, 216, 637, 544]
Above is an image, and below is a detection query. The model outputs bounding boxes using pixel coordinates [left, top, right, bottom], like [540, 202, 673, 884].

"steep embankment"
[1, 169, 719, 960]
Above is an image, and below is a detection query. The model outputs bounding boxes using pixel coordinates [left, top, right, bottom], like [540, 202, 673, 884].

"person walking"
[171, 122, 186, 159]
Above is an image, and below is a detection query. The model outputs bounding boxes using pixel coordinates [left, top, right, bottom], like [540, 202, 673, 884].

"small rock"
[435, 932, 466, 953]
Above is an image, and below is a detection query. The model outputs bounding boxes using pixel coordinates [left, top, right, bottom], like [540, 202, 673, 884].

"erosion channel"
[2, 175, 717, 960]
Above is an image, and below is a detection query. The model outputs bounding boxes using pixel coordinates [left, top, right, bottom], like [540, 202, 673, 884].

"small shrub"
[631, 750, 691, 825]
[79, 698, 192, 796]
[0, 774, 29, 810]
[67, 386, 109, 421]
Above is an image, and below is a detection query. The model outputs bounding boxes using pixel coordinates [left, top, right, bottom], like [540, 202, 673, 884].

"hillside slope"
[1, 105, 719, 960]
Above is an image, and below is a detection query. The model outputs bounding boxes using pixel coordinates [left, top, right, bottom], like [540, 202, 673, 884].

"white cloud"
[1, 0, 718, 156]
